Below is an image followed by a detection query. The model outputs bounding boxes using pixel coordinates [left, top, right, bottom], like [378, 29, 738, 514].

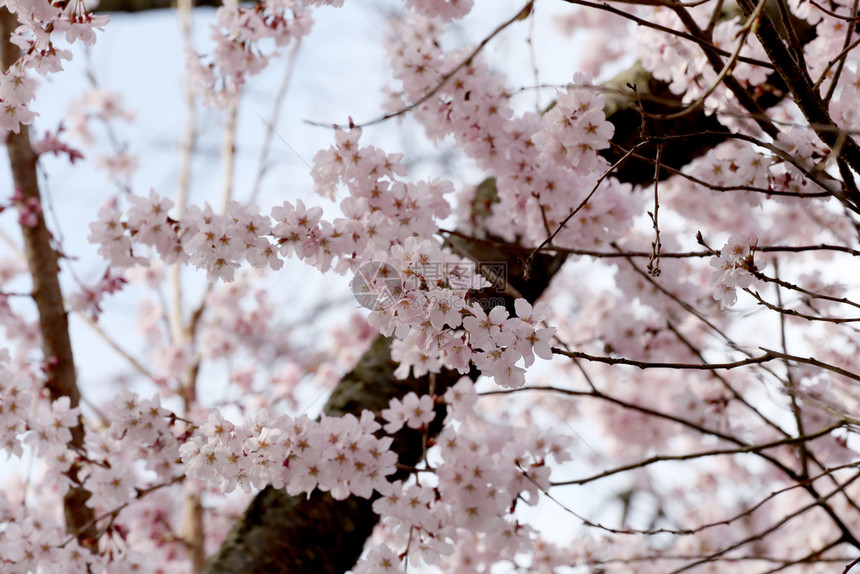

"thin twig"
[647, 145, 663, 276]
[248, 39, 302, 207]
[305, 1, 535, 130]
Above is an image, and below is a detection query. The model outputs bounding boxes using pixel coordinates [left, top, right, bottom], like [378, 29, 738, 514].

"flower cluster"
[190, 0, 331, 106]
[84, 124, 561, 389]
[1, 361, 89, 510]
[89, 127, 454, 281]
[309, 126, 452, 260]
[403, 0, 474, 22]
[64, 88, 138, 182]
[180, 409, 397, 499]
[361, 237, 555, 388]
[67, 271, 127, 321]
[381, 391, 436, 433]
[103, 391, 182, 482]
[689, 141, 771, 206]
[0, 0, 108, 135]
[353, 380, 575, 572]
[803, 0, 860, 85]
[0, 515, 97, 574]
[710, 232, 759, 307]
[534, 76, 615, 174]
[0, 354, 100, 574]
[84, 121, 560, 389]
[386, 13, 640, 250]
[638, 7, 767, 112]
[175, 379, 577, 572]
[67, 88, 137, 146]
[772, 128, 830, 195]
[1, 385, 194, 572]
[0, 365, 34, 459]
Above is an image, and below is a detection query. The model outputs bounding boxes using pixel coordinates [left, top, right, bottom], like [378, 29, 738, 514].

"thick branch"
[0, 8, 97, 548]
[735, 0, 860, 211]
[92, 0, 221, 12]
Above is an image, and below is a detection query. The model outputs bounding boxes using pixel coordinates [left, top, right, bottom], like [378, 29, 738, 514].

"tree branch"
[0, 7, 97, 548]
[735, 0, 860, 211]
[92, 0, 222, 12]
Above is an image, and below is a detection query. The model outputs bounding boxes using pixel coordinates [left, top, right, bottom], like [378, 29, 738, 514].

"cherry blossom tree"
[1, 0, 860, 572]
